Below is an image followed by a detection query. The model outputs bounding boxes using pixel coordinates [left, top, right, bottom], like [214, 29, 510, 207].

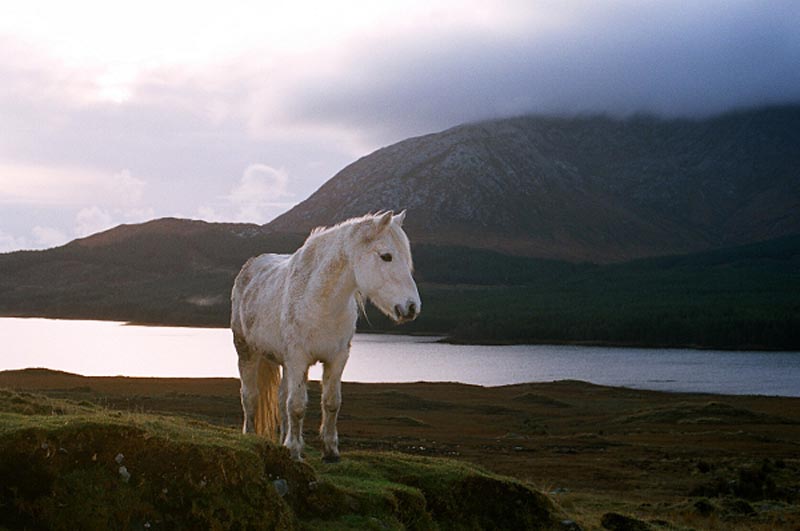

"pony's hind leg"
[320, 353, 348, 463]
[283, 359, 309, 461]
[234, 335, 258, 434]
[278, 367, 288, 443]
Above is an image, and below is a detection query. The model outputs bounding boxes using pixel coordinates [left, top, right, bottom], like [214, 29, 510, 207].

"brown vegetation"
[2, 368, 799, 529]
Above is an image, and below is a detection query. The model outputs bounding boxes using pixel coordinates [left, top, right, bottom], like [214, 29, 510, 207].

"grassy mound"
[0, 389, 559, 530]
[619, 401, 797, 425]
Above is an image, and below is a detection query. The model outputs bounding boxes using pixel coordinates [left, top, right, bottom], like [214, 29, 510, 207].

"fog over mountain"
[267, 106, 800, 262]
[2, 2, 799, 252]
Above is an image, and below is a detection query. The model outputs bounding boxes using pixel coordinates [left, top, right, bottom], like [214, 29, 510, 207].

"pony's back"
[231, 253, 290, 339]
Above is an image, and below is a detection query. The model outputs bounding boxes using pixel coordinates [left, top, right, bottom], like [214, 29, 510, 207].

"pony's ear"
[393, 210, 406, 226]
[376, 211, 393, 232]
[361, 211, 393, 242]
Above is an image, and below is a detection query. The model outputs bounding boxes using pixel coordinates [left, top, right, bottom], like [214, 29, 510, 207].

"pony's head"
[352, 211, 421, 323]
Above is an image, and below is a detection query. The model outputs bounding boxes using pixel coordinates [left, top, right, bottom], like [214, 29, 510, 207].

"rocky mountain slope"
[268, 106, 800, 261]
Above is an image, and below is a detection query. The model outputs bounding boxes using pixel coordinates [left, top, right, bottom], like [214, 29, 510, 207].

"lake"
[2, 317, 799, 396]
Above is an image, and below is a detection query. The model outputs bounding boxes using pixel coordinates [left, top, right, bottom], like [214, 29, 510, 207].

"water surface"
[2, 318, 798, 396]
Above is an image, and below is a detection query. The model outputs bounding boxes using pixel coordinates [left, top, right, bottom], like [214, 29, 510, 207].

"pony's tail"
[254, 360, 281, 442]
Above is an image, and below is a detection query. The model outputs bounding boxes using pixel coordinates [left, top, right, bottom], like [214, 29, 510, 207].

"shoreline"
[2, 366, 799, 399]
[2, 313, 797, 353]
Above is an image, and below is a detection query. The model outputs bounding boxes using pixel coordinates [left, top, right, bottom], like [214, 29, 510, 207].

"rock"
[601, 512, 650, 531]
[368, 517, 390, 530]
[560, 519, 583, 530]
[724, 498, 755, 515]
[693, 498, 716, 516]
[273, 478, 289, 497]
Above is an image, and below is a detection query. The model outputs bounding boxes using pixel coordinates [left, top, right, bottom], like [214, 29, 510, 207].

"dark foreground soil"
[2, 368, 799, 529]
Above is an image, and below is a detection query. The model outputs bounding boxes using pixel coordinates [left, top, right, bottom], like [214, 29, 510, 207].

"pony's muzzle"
[394, 301, 419, 322]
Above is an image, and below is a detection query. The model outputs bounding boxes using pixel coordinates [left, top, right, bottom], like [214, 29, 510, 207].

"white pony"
[231, 211, 420, 462]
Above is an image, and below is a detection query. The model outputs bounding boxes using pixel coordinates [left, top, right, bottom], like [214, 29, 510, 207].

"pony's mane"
[307, 212, 383, 238]
[306, 212, 413, 268]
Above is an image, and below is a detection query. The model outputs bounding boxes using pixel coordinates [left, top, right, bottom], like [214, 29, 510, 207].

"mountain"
[267, 106, 800, 262]
[1, 106, 799, 347]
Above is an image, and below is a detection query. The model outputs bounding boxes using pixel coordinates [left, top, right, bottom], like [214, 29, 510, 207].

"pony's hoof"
[322, 454, 340, 464]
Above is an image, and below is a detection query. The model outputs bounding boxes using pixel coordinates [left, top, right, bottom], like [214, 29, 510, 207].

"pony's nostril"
[394, 303, 417, 320]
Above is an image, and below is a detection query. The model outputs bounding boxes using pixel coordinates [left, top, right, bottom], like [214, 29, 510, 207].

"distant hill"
[1, 226, 798, 348]
[0, 218, 303, 326]
[401, 235, 800, 350]
[268, 106, 800, 262]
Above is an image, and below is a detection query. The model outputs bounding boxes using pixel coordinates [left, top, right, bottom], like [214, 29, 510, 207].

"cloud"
[6, 2, 794, 193]
[0, 229, 28, 253]
[0, 1, 799, 251]
[106, 169, 146, 205]
[3, 2, 799, 158]
[32, 226, 69, 248]
[250, 1, 800, 144]
[72, 205, 156, 239]
[0, 225, 70, 252]
[230, 164, 292, 202]
[122, 207, 156, 223]
[74, 206, 114, 238]
[0, 163, 101, 206]
[0, 163, 147, 208]
[226, 164, 296, 223]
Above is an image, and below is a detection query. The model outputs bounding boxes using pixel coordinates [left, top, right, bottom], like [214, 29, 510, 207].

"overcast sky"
[1, 1, 799, 252]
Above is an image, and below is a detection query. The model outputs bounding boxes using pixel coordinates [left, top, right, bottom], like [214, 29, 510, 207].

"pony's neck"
[299, 227, 359, 314]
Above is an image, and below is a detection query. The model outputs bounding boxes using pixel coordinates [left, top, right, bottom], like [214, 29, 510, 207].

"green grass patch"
[0, 389, 559, 530]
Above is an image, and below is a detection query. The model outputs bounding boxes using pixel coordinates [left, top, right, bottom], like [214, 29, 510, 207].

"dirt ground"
[2, 368, 799, 529]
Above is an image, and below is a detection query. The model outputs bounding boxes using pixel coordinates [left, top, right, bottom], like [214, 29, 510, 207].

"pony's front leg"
[282, 361, 309, 461]
[320, 353, 348, 463]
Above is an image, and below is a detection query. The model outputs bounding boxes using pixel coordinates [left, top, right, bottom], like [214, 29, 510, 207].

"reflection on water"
[2, 318, 799, 396]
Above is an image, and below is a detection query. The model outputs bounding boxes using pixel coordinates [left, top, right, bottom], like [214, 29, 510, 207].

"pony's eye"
[380, 253, 393, 262]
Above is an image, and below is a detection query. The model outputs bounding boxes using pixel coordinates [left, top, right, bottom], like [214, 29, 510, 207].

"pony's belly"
[247, 326, 353, 366]
[287, 305, 357, 364]
[310, 342, 352, 365]
[245, 325, 288, 364]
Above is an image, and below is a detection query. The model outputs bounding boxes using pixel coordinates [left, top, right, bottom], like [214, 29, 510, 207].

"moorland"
[2, 368, 798, 529]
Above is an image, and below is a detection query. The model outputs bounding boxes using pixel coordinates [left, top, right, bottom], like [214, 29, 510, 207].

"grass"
[0, 388, 560, 530]
[3, 371, 800, 529]
[0, 389, 303, 530]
